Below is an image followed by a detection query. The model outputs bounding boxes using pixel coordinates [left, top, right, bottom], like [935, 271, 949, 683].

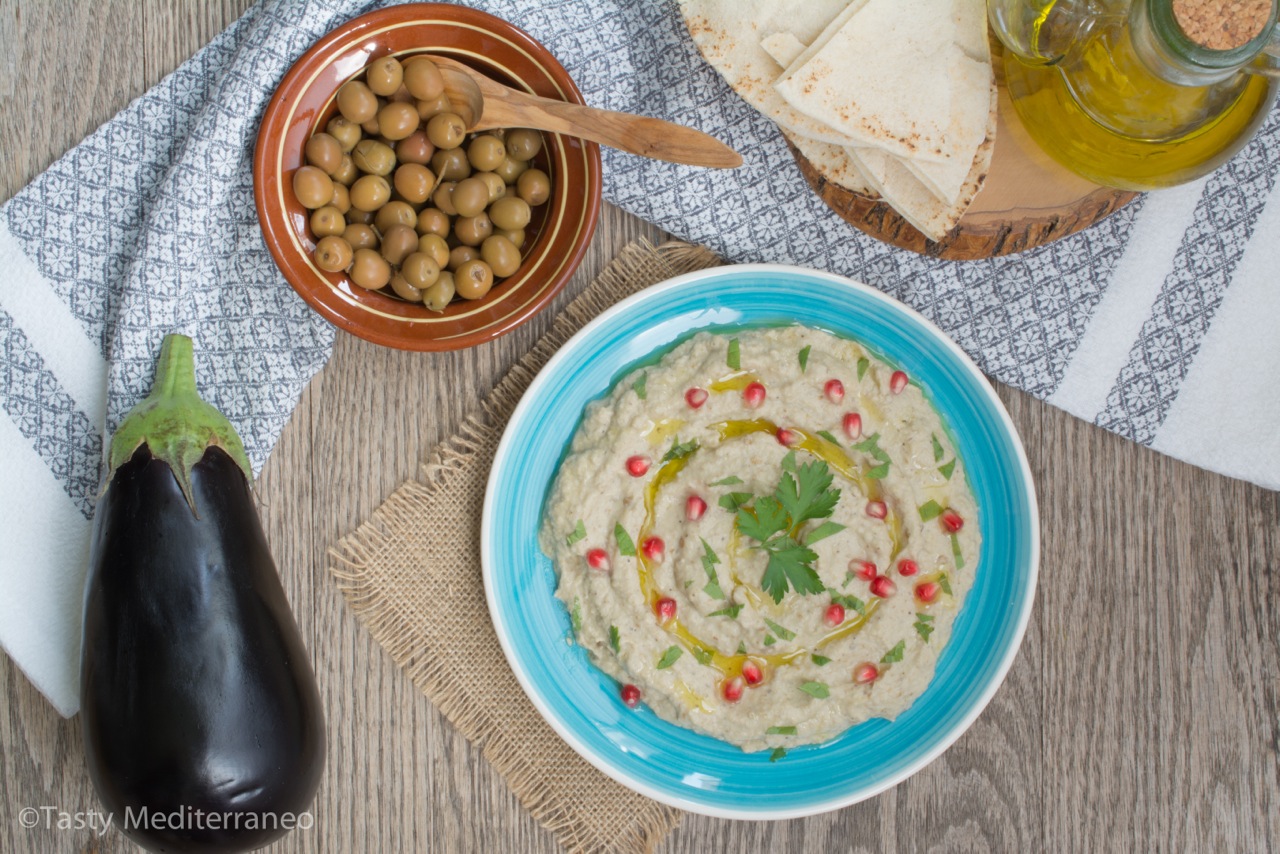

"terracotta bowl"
[254, 4, 602, 350]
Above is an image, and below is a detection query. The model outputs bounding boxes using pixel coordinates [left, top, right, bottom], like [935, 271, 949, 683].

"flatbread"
[848, 82, 998, 241]
[775, 0, 989, 166]
[680, 0, 863, 146]
[783, 130, 878, 198]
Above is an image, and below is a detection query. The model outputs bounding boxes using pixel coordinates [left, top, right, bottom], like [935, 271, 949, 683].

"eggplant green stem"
[107, 334, 253, 512]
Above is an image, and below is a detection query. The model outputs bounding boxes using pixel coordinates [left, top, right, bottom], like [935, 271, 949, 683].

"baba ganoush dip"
[539, 326, 980, 752]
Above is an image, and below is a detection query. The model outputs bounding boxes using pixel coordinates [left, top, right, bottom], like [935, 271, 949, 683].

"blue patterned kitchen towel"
[2, 0, 1278, 716]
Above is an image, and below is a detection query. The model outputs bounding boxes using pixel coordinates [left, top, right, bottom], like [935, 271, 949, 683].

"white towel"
[2, 0, 1277, 718]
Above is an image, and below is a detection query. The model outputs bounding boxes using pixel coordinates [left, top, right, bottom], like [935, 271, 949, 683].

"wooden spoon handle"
[478, 94, 742, 169]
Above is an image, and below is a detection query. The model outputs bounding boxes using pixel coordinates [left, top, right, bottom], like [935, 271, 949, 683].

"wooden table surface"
[2, 3, 1277, 852]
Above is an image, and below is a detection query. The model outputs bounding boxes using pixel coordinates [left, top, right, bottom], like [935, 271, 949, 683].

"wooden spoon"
[432, 56, 742, 169]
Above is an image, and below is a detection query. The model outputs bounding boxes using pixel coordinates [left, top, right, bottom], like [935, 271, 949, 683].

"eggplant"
[80, 334, 325, 853]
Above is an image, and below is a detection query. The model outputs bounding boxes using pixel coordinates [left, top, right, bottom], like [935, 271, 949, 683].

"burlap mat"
[328, 240, 722, 854]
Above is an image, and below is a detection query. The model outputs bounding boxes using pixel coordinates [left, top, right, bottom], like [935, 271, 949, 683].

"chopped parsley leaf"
[880, 640, 906, 664]
[763, 618, 796, 641]
[565, 519, 587, 547]
[799, 681, 830, 699]
[656, 646, 683, 669]
[614, 523, 636, 556]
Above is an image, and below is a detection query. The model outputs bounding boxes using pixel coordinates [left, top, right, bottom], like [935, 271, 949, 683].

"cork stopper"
[1172, 0, 1272, 49]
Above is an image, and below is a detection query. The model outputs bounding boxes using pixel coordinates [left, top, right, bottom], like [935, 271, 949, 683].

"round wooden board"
[791, 63, 1140, 260]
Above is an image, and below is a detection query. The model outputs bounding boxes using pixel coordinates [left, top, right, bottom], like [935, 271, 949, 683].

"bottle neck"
[1133, 0, 1277, 86]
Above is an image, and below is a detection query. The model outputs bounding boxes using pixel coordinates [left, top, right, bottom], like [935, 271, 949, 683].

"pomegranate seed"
[641, 536, 665, 563]
[654, 596, 677, 622]
[915, 581, 941, 604]
[620, 684, 642, 708]
[941, 509, 964, 533]
[585, 548, 610, 571]
[721, 676, 745, 703]
[743, 381, 767, 409]
[897, 558, 919, 577]
[853, 662, 880, 684]
[890, 370, 909, 394]
[842, 412, 863, 439]
[870, 576, 897, 598]
[741, 659, 764, 686]
[776, 427, 799, 446]
[685, 494, 707, 521]
[824, 379, 845, 404]
[851, 560, 878, 582]
[824, 603, 846, 626]
[625, 455, 651, 477]
[866, 500, 887, 519]
[685, 387, 708, 409]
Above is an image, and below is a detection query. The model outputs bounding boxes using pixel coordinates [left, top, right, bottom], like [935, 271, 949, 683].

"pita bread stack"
[681, 0, 996, 241]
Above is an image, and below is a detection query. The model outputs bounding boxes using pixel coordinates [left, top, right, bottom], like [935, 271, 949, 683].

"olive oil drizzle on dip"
[632, 418, 898, 687]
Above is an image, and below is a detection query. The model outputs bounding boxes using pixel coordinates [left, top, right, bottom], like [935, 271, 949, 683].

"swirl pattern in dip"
[539, 326, 980, 752]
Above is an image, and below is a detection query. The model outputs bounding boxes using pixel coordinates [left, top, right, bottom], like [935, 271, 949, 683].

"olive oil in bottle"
[994, 0, 1279, 190]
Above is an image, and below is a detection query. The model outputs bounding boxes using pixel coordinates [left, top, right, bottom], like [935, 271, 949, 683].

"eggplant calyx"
[107, 334, 253, 511]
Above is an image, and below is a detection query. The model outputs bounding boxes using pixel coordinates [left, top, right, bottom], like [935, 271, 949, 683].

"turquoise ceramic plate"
[481, 265, 1038, 818]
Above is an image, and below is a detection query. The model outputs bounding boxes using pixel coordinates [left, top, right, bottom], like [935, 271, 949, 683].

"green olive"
[493, 156, 529, 184]
[379, 224, 419, 265]
[343, 223, 379, 250]
[349, 247, 391, 289]
[431, 181, 458, 216]
[400, 251, 441, 289]
[361, 114, 382, 136]
[389, 272, 423, 303]
[393, 163, 435, 205]
[329, 182, 350, 214]
[326, 116, 362, 152]
[337, 80, 379, 124]
[345, 207, 375, 225]
[374, 200, 418, 235]
[331, 153, 357, 186]
[480, 234, 522, 277]
[474, 171, 507, 202]
[396, 131, 435, 165]
[516, 168, 550, 206]
[426, 112, 467, 150]
[349, 174, 391, 211]
[450, 176, 490, 218]
[453, 212, 493, 246]
[495, 227, 525, 250]
[417, 232, 450, 268]
[293, 166, 335, 209]
[489, 196, 531, 230]
[467, 134, 506, 172]
[454, 258, 495, 299]
[417, 207, 450, 237]
[310, 205, 346, 237]
[314, 235, 353, 272]
[365, 56, 404, 97]
[448, 244, 479, 270]
[352, 139, 396, 176]
[404, 57, 445, 101]
[305, 132, 343, 175]
[423, 271, 456, 312]
[504, 128, 542, 161]
[377, 101, 420, 141]
[416, 93, 452, 120]
[431, 147, 471, 182]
